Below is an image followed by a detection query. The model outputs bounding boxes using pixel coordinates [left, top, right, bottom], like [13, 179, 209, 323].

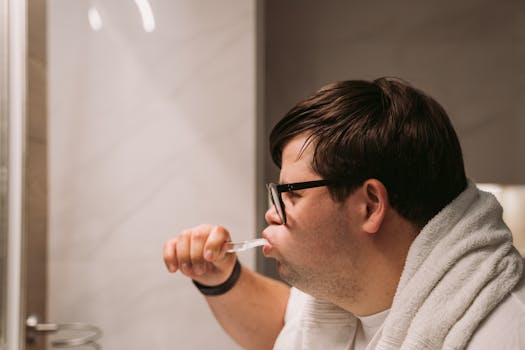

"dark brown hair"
[270, 77, 467, 227]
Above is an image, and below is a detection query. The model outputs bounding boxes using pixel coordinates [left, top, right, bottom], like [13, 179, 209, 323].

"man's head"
[270, 77, 467, 228]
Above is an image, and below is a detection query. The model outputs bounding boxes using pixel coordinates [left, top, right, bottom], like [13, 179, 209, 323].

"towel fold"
[376, 180, 524, 349]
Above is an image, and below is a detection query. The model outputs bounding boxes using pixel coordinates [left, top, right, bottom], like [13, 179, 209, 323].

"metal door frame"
[2, 0, 27, 349]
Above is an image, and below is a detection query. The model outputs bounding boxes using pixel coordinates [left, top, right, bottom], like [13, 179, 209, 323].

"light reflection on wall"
[87, 1, 156, 33]
[478, 184, 525, 257]
[134, 0, 155, 32]
[88, 6, 103, 31]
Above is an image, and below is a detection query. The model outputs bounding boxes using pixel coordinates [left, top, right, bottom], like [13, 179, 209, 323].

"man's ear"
[361, 179, 388, 234]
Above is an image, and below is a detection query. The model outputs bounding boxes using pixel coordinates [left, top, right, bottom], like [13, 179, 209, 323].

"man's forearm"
[206, 266, 290, 350]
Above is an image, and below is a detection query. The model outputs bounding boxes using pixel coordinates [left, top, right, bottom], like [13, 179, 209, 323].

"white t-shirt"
[274, 288, 388, 350]
[274, 271, 525, 350]
[350, 309, 389, 350]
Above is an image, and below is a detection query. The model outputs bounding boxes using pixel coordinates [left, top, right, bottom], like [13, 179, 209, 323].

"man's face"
[263, 133, 365, 301]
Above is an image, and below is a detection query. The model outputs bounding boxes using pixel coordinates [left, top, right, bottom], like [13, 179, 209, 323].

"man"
[163, 78, 525, 349]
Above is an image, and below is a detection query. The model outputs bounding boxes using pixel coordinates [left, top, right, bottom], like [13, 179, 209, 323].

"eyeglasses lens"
[268, 184, 285, 224]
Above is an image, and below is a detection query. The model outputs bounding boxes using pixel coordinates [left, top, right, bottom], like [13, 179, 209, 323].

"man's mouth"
[261, 231, 274, 255]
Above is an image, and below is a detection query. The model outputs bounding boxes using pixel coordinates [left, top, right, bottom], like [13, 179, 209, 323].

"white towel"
[376, 180, 524, 349]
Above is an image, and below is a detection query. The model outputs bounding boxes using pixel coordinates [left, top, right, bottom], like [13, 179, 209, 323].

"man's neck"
[337, 216, 419, 316]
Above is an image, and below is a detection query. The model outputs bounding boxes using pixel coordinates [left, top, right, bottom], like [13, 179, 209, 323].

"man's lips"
[261, 231, 271, 243]
[262, 231, 274, 255]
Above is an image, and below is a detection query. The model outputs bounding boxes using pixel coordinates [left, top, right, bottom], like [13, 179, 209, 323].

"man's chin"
[276, 262, 298, 286]
[265, 257, 300, 286]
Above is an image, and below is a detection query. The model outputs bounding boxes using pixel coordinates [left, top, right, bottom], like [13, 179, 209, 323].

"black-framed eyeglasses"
[267, 179, 334, 224]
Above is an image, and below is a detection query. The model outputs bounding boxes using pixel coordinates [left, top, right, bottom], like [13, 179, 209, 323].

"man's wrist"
[192, 259, 241, 296]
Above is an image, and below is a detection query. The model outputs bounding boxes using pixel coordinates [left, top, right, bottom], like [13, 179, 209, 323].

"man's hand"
[163, 224, 237, 286]
[163, 225, 289, 349]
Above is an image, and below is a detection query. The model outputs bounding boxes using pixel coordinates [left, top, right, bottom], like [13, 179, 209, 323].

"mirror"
[13, 1, 525, 349]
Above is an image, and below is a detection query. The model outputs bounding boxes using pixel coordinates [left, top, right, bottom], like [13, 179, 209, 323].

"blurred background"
[1, 0, 524, 349]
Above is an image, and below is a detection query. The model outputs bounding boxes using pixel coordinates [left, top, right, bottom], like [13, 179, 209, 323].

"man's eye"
[287, 191, 300, 199]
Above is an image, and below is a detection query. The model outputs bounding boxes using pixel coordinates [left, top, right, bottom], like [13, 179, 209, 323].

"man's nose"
[265, 205, 282, 225]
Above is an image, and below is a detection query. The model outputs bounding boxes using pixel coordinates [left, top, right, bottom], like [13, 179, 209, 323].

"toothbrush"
[226, 238, 269, 253]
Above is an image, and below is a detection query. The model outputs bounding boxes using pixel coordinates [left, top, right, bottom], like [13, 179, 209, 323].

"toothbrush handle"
[226, 238, 268, 252]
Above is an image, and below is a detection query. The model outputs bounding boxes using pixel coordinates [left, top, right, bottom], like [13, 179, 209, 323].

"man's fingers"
[163, 238, 178, 273]
[176, 230, 192, 275]
[163, 224, 236, 284]
[190, 230, 208, 276]
[204, 225, 231, 262]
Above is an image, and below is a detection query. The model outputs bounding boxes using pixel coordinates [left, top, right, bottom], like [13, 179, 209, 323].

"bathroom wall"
[48, 1, 255, 349]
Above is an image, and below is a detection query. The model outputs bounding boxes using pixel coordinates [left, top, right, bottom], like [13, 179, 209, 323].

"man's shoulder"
[466, 270, 525, 349]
